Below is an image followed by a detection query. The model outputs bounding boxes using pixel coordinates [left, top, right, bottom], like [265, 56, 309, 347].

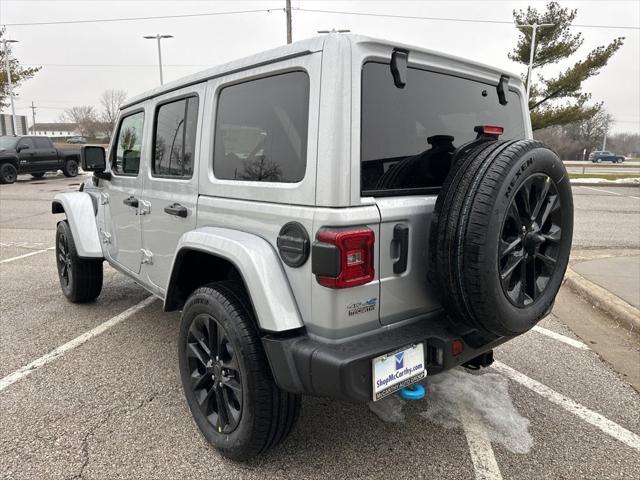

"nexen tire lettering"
[505, 157, 534, 198]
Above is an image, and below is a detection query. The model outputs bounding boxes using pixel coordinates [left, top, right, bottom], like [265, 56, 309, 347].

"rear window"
[33, 137, 52, 148]
[213, 71, 309, 183]
[361, 62, 526, 195]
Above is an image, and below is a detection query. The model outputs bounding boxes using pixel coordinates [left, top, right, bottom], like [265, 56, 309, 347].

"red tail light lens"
[316, 228, 375, 288]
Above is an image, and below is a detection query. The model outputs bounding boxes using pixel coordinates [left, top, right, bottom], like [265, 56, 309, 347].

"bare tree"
[99, 89, 127, 138]
[60, 106, 98, 138]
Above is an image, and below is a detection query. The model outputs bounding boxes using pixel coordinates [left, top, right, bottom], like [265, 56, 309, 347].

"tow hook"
[463, 350, 494, 370]
[398, 383, 426, 400]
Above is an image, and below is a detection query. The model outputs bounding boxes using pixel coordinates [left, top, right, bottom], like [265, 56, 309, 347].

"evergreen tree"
[510, 2, 624, 130]
[0, 28, 41, 110]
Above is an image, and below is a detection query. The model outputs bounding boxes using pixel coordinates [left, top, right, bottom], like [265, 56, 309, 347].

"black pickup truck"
[0, 135, 81, 184]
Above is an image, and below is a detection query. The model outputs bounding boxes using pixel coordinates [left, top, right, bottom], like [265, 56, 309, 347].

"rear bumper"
[262, 313, 512, 402]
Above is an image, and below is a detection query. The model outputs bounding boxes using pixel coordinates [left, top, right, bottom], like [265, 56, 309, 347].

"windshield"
[0, 137, 18, 149]
[361, 62, 526, 195]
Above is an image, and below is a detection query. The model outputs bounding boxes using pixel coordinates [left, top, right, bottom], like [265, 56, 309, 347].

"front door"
[32, 137, 59, 171]
[140, 89, 203, 291]
[104, 110, 146, 274]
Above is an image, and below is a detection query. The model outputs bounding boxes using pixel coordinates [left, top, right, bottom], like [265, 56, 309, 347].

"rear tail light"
[312, 227, 375, 288]
[452, 339, 464, 356]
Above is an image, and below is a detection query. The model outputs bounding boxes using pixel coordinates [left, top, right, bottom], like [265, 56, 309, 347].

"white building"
[28, 123, 80, 138]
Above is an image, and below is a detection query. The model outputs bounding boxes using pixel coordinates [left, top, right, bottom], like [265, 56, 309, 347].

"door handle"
[164, 203, 188, 218]
[392, 224, 409, 274]
[123, 196, 139, 208]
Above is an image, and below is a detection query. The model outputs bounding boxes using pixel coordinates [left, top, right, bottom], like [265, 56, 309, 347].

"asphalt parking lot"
[1, 173, 639, 479]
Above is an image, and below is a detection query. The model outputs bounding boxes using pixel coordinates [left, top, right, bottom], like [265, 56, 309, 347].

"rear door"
[360, 61, 527, 325]
[32, 137, 59, 171]
[104, 109, 146, 274]
[140, 86, 204, 291]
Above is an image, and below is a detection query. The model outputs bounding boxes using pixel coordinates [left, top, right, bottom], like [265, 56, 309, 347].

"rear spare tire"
[429, 139, 573, 337]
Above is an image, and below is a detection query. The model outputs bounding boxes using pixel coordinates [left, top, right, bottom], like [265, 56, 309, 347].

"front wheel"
[62, 159, 79, 177]
[178, 282, 300, 461]
[0, 163, 17, 184]
[56, 220, 103, 302]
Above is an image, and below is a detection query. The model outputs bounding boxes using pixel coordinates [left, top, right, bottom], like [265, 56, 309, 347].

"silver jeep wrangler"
[52, 34, 573, 460]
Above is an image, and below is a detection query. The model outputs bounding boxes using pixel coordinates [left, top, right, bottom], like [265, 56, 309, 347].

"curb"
[570, 181, 639, 188]
[563, 268, 640, 334]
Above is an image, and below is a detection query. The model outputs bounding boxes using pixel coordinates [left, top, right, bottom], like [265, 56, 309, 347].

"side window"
[152, 96, 198, 178]
[18, 138, 36, 150]
[33, 137, 51, 149]
[112, 111, 145, 176]
[213, 71, 309, 183]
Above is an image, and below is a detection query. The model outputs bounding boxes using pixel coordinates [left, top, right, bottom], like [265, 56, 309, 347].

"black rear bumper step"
[261, 314, 511, 403]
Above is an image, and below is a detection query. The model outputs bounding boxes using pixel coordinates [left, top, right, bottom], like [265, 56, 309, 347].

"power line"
[5, 6, 638, 30]
[3, 8, 279, 27]
[296, 8, 640, 31]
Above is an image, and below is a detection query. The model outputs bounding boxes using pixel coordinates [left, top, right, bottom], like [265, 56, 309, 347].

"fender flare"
[166, 227, 303, 332]
[51, 192, 103, 258]
[0, 156, 19, 168]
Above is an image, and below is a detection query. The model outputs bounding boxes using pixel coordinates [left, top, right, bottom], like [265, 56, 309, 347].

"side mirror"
[81, 145, 106, 171]
[17, 144, 29, 153]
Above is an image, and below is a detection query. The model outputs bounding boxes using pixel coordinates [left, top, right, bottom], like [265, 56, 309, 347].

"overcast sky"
[1, 0, 638, 133]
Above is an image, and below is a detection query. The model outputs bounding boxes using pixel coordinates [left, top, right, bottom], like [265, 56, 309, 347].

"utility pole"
[143, 34, 173, 85]
[285, 0, 292, 44]
[2, 37, 19, 135]
[29, 101, 37, 135]
[602, 125, 608, 151]
[518, 23, 554, 99]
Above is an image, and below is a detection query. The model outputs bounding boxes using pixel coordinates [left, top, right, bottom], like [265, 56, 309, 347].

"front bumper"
[262, 313, 512, 403]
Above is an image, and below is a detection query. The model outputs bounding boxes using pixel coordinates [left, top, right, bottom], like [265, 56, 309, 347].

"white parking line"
[579, 185, 640, 200]
[531, 326, 590, 350]
[0, 296, 156, 393]
[494, 362, 640, 451]
[460, 404, 503, 480]
[0, 247, 55, 264]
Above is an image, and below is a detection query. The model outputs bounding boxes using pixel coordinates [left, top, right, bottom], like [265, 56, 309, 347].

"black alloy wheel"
[57, 230, 73, 289]
[186, 313, 243, 434]
[499, 174, 562, 308]
[178, 282, 301, 460]
[0, 163, 18, 184]
[55, 220, 103, 303]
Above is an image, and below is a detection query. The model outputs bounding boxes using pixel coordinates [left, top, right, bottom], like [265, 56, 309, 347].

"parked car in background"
[67, 136, 88, 144]
[588, 150, 625, 163]
[0, 136, 81, 184]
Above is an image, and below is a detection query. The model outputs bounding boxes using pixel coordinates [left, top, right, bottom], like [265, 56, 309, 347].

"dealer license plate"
[372, 343, 426, 401]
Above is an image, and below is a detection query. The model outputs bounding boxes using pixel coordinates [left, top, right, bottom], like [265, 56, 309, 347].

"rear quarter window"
[361, 62, 526, 195]
[213, 71, 310, 183]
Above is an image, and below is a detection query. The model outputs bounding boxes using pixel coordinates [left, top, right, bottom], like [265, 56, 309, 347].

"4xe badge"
[347, 298, 377, 316]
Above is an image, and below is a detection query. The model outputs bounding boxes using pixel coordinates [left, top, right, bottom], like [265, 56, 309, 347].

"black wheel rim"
[499, 173, 562, 308]
[69, 162, 78, 175]
[2, 166, 16, 183]
[57, 232, 72, 287]
[186, 314, 243, 434]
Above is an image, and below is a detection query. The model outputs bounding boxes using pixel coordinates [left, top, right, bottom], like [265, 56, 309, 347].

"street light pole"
[285, 0, 292, 44]
[518, 23, 554, 99]
[143, 34, 173, 85]
[2, 38, 19, 135]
